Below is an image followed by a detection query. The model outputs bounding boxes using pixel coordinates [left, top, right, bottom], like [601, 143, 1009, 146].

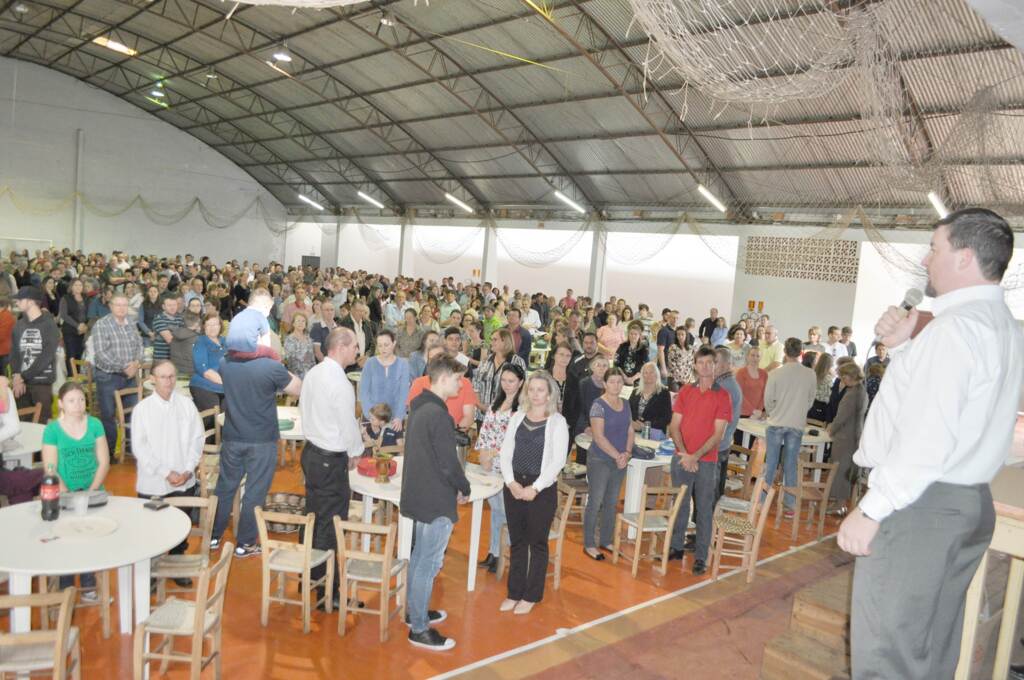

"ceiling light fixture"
[927, 190, 949, 219]
[380, 12, 395, 26]
[298, 194, 324, 211]
[444, 192, 474, 214]
[265, 60, 292, 78]
[697, 184, 727, 213]
[149, 89, 165, 97]
[553, 189, 585, 215]
[204, 66, 217, 79]
[272, 45, 292, 63]
[13, 3, 29, 13]
[92, 36, 138, 57]
[357, 191, 385, 210]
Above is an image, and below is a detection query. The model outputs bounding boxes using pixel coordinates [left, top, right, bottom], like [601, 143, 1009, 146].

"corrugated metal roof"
[1, 0, 1022, 215]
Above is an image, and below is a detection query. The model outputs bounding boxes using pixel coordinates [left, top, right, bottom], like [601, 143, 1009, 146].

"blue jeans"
[764, 426, 804, 508]
[94, 370, 135, 454]
[583, 455, 626, 549]
[408, 516, 454, 634]
[211, 440, 278, 547]
[487, 492, 506, 556]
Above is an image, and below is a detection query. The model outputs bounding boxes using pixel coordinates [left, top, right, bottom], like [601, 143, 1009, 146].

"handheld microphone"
[873, 288, 923, 345]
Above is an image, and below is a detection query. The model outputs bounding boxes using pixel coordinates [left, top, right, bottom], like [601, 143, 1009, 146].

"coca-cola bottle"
[40, 464, 60, 521]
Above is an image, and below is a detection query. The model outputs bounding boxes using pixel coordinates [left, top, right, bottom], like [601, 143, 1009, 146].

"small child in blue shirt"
[363, 403, 402, 451]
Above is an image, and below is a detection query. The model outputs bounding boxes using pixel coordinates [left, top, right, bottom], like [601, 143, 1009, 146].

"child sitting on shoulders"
[362, 402, 402, 451]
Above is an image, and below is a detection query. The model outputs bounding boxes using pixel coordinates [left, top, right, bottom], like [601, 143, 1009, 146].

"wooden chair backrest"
[197, 454, 220, 499]
[637, 484, 687, 533]
[17, 403, 42, 423]
[552, 481, 577, 540]
[333, 518, 396, 581]
[0, 587, 76, 678]
[69, 359, 92, 381]
[189, 544, 233, 648]
[165, 495, 219, 554]
[255, 507, 315, 568]
[797, 460, 838, 498]
[197, 405, 221, 454]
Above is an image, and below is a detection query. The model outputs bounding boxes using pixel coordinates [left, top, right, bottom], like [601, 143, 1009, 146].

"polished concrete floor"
[45, 452, 847, 680]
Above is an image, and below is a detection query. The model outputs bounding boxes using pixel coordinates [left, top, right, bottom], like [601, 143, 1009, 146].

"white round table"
[1, 422, 46, 470]
[0, 496, 191, 636]
[350, 458, 502, 592]
[217, 405, 303, 441]
[574, 432, 673, 538]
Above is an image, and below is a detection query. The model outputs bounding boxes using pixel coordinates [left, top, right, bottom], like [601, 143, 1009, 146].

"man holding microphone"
[838, 208, 1023, 678]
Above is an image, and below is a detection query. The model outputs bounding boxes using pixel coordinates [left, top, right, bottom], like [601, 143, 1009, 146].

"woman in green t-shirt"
[42, 382, 110, 597]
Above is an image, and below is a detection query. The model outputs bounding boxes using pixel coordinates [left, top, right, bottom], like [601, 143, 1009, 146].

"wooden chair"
[774, 459, 838, 542]
[40, 571, 112, 640]
[0, 587, 81, 680]
[68, 359, 98, 416]
[254, 507, 335, 634]
[113, 384, 142, 463]
[558, 475, 588, 527]
[332, 518, 408, 642]
[717, 444, 768, 516]
[710, 478, 777, 583]
[497, 481, 577, 589]
[16, 403, 41, 424]
[611, 483, 687, 577]
[132, 543, 233, 680]
[152, 495, 219, 604]
[197, 405, 221, 454]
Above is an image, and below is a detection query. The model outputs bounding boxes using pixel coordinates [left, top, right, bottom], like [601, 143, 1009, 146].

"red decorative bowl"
[356, 457, 397, 478]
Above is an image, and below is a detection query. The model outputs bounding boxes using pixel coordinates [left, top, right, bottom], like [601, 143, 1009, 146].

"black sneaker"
[692, 559, 707, 576]
[408, 627, 455, 651]
[209, 538, 220, 551]
[234, 543, 261, 558]
[405, 610, 447, 626]
[683, 536, 696, 552]
[667, 548, 685, 561]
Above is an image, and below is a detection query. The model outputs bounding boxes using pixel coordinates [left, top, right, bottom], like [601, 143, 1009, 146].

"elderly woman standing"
[582, 367, 633, 561]
[827, 363, 868, 515]
[498, 371, 569, 615]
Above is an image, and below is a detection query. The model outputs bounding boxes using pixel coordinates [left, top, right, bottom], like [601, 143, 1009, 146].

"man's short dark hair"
[443, 326, 462, 338]
[939, 208, 1013, 281]
[784, 337, 803, 358]
[841, 326, 852, 334]
[661, 307, 672, 318]
[827, 326, 839, 335]
[426, 354, 465, 383]
[695, 345, 716, 362]
[582, 331, 598, 342]
[376, 328, 396, 343]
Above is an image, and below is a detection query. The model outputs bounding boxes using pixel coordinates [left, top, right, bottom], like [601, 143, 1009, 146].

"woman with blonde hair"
[498, 371, 569, 615]
[809, 352, 834, 422]
[827, 362, 868, 515]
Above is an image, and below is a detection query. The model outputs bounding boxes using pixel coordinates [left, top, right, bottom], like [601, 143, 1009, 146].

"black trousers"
[62, 331, 84, 373]
[137, 484, 198, 554]
[504, 472, 558, 603]
[189, 386, 223, 443]
[301, 441, 350, 596]
[17, 383, 52, 423]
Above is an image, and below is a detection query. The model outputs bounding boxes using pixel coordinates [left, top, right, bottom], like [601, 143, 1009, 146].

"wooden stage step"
[790, 567, 852, 651]
[761, 629, 850, 680]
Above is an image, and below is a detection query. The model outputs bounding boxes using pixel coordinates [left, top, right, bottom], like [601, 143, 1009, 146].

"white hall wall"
[0, 57, 285, 262]
[494, 228, 593, 296]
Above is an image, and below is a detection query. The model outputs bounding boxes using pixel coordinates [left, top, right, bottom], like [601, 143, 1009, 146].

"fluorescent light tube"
[444, 192, 474, 214]
[553, 190, 585, 214]
[927, 191, 949, 218]
[298, 194, 324, 211]
[357, 191, 385, 210]
[697, 184, 727, 213]
[92, 36, 137, 57]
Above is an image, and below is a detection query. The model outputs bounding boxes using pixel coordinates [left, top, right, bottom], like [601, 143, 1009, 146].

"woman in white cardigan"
[498, 370, 569, 616]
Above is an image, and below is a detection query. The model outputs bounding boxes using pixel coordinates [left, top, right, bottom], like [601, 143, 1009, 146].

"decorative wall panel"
[744, 236, 860, 283]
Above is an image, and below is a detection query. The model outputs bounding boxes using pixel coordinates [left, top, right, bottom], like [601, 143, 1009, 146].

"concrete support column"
[73, 129, 85, 250]
[587, 224, 607, 302]
[398, 218, 415, 277]
[481, 221, 498, 284]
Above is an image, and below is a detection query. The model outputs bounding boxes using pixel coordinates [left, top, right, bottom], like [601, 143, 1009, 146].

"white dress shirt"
[0, 388, 22, 445]
[299, 357, 365, 455]
[522, 308, 542, 330]
[855, 285, 1024, 521]
[823, 341, 848, 360]
[131, 391, 205, 496]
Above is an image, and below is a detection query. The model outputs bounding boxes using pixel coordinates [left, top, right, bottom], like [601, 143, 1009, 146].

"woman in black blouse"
[628, 362, 672, 436]
[57, 278, 88, 372]
[614, 321, 648, 386]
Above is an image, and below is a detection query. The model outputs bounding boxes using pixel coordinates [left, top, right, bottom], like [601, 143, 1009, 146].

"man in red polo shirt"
[406, 346, 478, 431]
[667, 345, 732, 575]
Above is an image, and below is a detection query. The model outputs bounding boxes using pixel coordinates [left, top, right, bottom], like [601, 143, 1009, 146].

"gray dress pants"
[851, 481, 995, 679]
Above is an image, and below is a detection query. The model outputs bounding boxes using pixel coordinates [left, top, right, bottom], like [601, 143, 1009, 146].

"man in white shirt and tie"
[839, 208, 1024, 679]
[299, 327, 365, 610]
[132, 360, 205, 584]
